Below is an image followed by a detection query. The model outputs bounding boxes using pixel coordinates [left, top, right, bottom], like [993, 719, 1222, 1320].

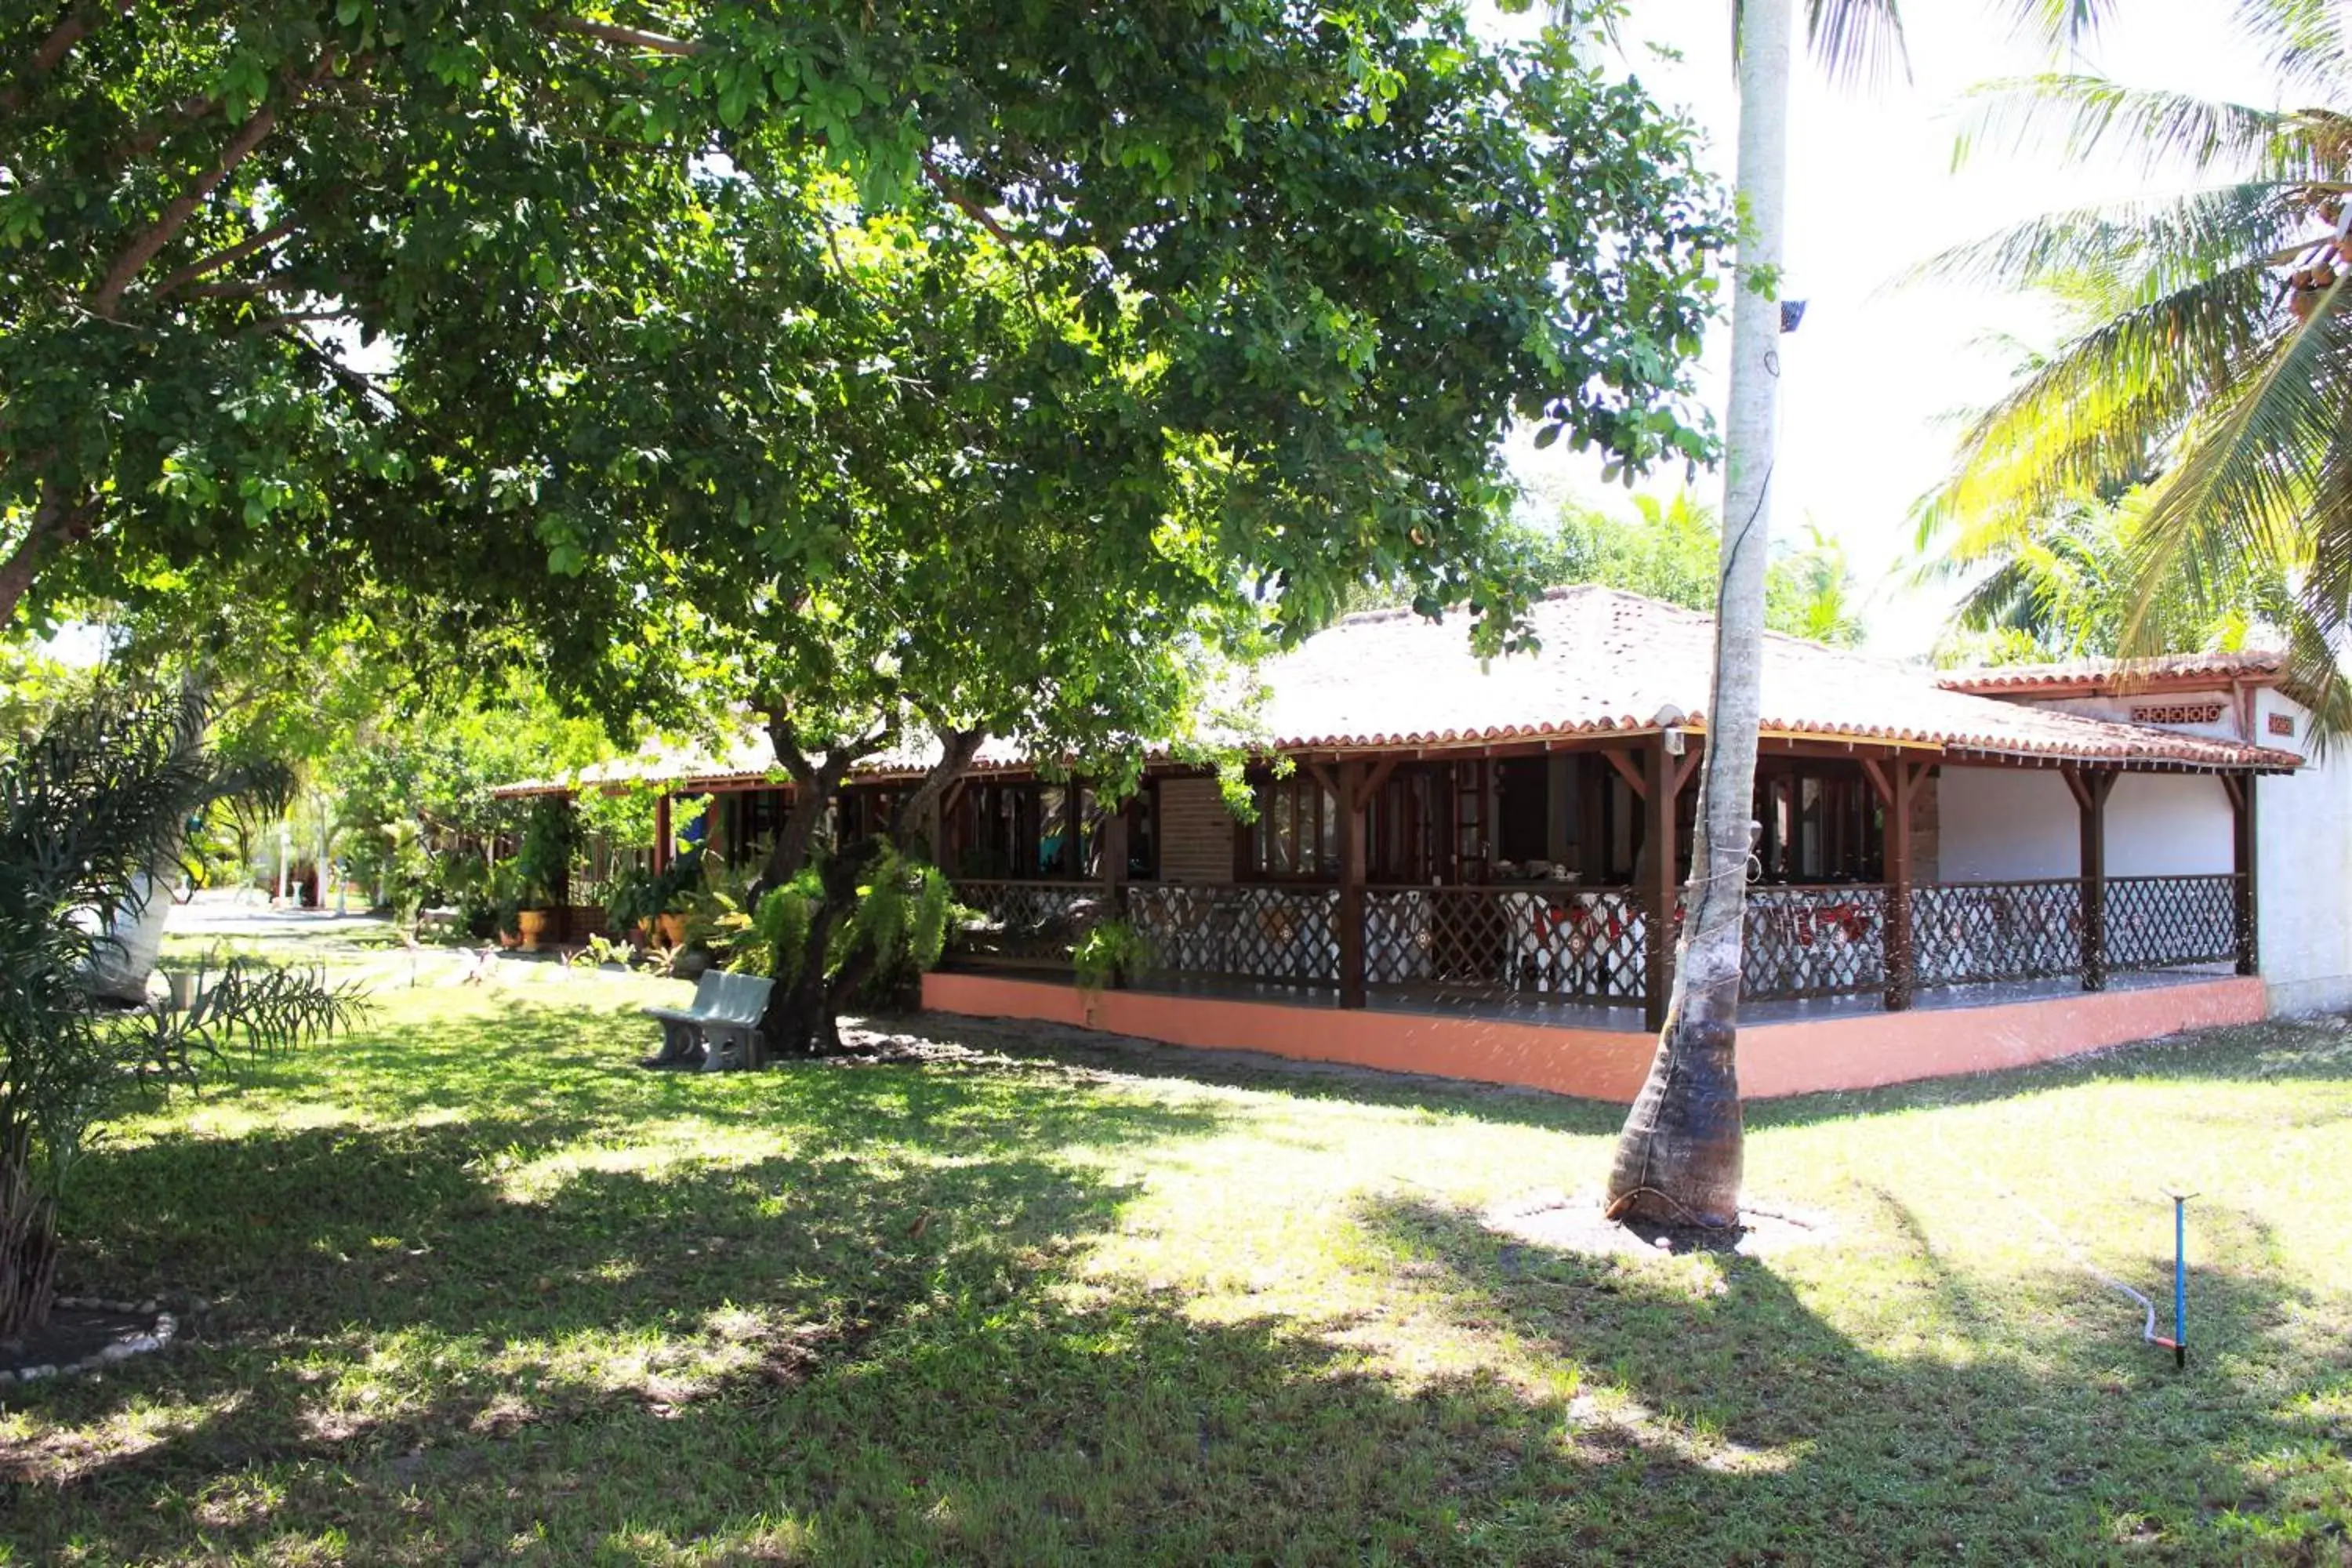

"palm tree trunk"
[1606, 0, 1793, 1229]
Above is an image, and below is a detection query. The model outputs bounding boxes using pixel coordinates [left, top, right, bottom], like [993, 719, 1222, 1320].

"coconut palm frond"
[1911, 183, 2309, 303]
[1951, 75, 2288, 175]
[2235, 0, 2350, 95]
[1922, 263, 2280, 548]
[2007, 0, 2118, 49]
[2132, 292, 2352, 625]
[1803, 0, 1909, 85]
[1730, 0, 1908, 86]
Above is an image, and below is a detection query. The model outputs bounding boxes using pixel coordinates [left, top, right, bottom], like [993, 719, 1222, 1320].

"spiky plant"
[0, 683, 361, 1338]
[1917, 0, 2352, 731]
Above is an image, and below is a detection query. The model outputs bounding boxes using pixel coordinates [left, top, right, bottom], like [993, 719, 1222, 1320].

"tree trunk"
[748, 719, 978, 1053]
[1606, 0, 1791, 1229]
[0, 481, 96, 629]
[0, 1134, 63, 1340]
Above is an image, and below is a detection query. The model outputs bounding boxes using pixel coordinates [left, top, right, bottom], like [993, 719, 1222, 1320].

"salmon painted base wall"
[919, 972, 2270, 1102]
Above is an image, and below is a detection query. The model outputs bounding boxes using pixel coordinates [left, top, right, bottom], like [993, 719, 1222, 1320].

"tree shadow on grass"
[1355, 1192, 2352, 1563]
[11, 1145, 2350, 1562]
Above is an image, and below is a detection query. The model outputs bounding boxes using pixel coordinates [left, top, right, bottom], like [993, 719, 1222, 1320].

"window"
[1754, 763, 1882, 883]
[1496, 757, 1550, 864]
[1243, 773, 1339, 880]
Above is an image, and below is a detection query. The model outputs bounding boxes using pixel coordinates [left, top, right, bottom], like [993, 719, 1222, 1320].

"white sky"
[1501, 1, 2280, 655]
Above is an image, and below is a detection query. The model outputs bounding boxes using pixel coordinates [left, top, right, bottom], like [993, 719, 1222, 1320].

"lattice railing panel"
[1364, 887, 1647, 1002]
[1741, 886, 1888, 1000]
[1909, 880, 2084, 987]
[1129, 884, 1340, 985]
[2107, 874, 2241, 971]
[950, 880, 1105, 967]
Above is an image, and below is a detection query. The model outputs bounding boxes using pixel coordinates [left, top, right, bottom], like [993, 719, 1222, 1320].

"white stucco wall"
[1933, 768, 2081, 881]
[1936, 767, 2235, 880]
[2103, 774, 2236, 876]
[2249, 691, 2352, 1014]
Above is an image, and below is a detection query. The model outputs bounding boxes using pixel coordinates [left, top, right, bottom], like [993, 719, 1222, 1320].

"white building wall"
[2103, 774, 2235, 876]
[1934, 768, 2081, 880]
[2249, 691, 2352, 1014]
[1936, 768, 2235, 880]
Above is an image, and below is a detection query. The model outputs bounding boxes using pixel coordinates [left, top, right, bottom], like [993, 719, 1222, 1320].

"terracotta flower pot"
[517, 909, 553, 953]
[655, 913, 687, 948]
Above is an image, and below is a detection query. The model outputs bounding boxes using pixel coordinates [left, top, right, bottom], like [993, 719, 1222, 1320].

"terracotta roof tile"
[1935, 649, 2285, 695]
[1254, 586, 2299, 769]
[493, 586, 2301, 795]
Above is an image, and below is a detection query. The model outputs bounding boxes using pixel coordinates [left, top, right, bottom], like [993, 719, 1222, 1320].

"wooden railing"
[1363, 885, 1646, 1002]
[950, 879, 1106, 968]
[1741, 884, 1889, 1000]
[2106, 873, 2245, 972]
[1909, 879, 2085, 987]
[947, 873, 2252, 1007]
[1128, 883, 1340, 986]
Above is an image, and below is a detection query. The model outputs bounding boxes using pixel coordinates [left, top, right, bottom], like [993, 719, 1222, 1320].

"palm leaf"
[1951, 75, 2288, 174]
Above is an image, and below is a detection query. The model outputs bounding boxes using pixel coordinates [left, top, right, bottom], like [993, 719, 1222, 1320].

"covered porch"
[934, 732, 2267, 1035]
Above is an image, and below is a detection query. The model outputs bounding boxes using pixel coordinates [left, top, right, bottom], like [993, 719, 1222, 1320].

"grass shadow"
[1356, 1192, 2352, 1562]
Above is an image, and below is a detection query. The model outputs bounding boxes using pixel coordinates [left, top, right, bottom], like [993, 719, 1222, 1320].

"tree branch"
[887, 725, 985, 843]
[0, 3, 106, 117]
[0, 477, 99, 626]
[545, 16, 705, 56]
[152, 216, 299, 297]
[89, 103, 282, 318]
[919, 151, 1018, 247]
[88, 54, 344, 318]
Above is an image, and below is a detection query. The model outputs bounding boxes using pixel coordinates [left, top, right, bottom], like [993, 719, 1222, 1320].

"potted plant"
[604, 866, 659, 945]
[1073, 917, 1145, 996]
[511, 797, 576, 953]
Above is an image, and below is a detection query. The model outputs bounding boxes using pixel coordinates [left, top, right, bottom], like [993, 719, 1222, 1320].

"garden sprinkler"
[2146, 1190, 2195, 1370]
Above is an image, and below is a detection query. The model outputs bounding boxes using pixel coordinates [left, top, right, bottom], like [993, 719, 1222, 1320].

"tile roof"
[1250, 587, 2299, 769]
[493, 586, 2302, 795]
[1935, 649, 2285, 695]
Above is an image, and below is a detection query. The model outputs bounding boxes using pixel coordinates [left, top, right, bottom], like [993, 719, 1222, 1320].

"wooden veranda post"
[652, 793, 672, 876]
[1868, 759, 1920, 1013]
[2226, 774, 2259, 976]
[1099, 803, 1129, 917]
[1641, 737, 1679, 1034]
[1338, 759, 1367, 1010]
[2063, 767, 2114, 992]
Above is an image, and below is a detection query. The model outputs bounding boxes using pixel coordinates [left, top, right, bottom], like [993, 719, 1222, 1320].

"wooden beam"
[1100, 806, 1130, 937]
[1303, 760, 1341, 804]
[1670, 745, 1702, 801]
[2231, 773, 2259, 976]
[652, 793, 672, 876]
[1355, 755, 1403, 811]
[1882, 760, 1915, 1012]
[2060, 764, 2094, 814]
[2071, 768, 2114, 991]
[1858, 757, 1893, 808]
[1338, 759, 1368, 1009]
[1641, 735, 1678, 1033]
[1603, 748, 1647, 800]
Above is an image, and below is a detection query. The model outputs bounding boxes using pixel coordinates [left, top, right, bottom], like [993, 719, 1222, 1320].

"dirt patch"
[1483, 1189, 1840, 1259]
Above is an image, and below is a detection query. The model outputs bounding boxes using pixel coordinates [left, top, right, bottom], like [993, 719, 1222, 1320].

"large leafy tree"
[1522, 492, 1867, 644]
[3, 0, 1719, 659]
[485, 6, 1730, 1053]
[1915, 0, 2352, 724]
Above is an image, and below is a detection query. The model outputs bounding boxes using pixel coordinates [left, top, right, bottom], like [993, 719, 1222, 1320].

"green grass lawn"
[5, 970, 2351, 1566]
